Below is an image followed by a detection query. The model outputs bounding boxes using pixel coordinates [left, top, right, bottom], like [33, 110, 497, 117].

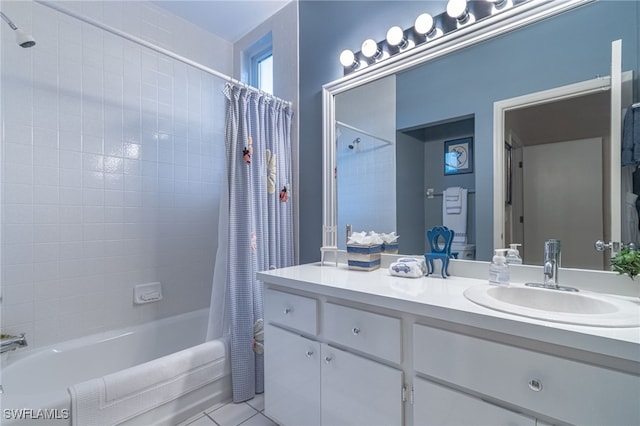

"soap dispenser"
[506, 244, 523, 265]
[489, 249, 510, 286]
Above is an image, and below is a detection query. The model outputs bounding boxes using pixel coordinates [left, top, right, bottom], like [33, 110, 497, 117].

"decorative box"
[382, 242, 399, 254]
[347, 243, 382, 271]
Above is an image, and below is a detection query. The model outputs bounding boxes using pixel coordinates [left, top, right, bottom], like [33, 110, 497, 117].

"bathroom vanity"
[259, 263, 640, 426]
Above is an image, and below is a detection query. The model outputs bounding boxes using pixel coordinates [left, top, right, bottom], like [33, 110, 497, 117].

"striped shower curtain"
[220, 82, 294, 403]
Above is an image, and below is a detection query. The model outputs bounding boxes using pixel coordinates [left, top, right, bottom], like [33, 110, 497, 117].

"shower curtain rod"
[335, 121, 393, 145]
[34, 0, 292, 107]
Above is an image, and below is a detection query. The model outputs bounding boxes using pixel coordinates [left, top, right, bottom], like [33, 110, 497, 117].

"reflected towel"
[622, 106, 640, 166]
[444, 187, 462, 213]
[443, 187, 468, 244]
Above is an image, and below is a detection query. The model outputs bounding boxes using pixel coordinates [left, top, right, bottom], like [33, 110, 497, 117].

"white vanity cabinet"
[259, 265, 640, 426]
[264, 288, 404, 426]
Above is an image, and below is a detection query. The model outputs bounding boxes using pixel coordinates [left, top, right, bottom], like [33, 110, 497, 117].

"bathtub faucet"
[1, 333, 28, 354]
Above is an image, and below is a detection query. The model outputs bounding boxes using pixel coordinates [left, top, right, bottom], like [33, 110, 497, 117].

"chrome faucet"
[526, 239, 578, 292]
[1, 333, 28, 354]
[543, 239, 561, 289]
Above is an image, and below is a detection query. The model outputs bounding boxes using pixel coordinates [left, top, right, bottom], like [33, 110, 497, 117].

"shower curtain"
[208, 82, 294, 403]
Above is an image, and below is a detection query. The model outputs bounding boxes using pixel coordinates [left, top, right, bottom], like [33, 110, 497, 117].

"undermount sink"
[464, 284, 640, 327]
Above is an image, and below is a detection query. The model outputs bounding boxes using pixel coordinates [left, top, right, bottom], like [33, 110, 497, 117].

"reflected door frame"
[493, 42, 631, 256]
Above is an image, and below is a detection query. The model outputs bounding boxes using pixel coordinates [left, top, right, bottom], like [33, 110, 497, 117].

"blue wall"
[298, 0, 639, 263]
[298, 0, 444, 263]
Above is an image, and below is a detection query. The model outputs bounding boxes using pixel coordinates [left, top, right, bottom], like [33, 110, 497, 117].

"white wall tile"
[60, 150, 82, 170]
[34, 224, 60, 243]
[34, 186, 59, 205]
[59, 241, 83, 260]
[32, 262, 60, 283]
[59, 224, 83, 242]
[5, 163, 34, 185]
[2, 0, 232, 349]
[59, 205, 82, 224]
[33, 166, 59, 186]
[3, 302, 35, 326]
[34, 146, 59, 167]
[60, 168, 82, 188]
[33, 243, 60, 263]
[4, 184, 34, 204]
[5, 143, 33, 166]
[34, 204, 59, 224]
[3, 244, 34, 265]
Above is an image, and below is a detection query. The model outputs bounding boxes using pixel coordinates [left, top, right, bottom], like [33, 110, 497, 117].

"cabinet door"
[321, 344, 403, 426]
[413, 377, 536, 426]
[265, 324, 321, 426]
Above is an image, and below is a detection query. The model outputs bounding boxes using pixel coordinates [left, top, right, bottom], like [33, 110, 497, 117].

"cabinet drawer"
[413, 324, 640, 425]
[265, 288, 318, 335]
[323, 302, 401, 364]
[413, 376, 535, 426]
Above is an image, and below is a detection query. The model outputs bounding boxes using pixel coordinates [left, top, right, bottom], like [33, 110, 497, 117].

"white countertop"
[257, 263, 640, 366]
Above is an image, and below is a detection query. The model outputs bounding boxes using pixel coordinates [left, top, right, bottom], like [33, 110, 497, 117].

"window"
[243, 32, 273, 94]
[254, 50, 273, 94]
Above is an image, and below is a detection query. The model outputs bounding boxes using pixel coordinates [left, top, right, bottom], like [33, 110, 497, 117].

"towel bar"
[427, 189, 475, 199]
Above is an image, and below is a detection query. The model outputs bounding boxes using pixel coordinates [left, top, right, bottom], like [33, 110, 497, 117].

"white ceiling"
[505, 91, 610, 146]
[152, 0, 293, 43]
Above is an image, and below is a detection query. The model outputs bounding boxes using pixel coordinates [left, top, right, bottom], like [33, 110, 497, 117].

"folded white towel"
[443, 187, 468, 244]
[389, 258, 426, 278]
[444, 187, 462, 210]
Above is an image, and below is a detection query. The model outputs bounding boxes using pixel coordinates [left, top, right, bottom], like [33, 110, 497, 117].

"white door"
[321, 344, 403, 426]
[264, 324, 321, 426]
[522, 138, 604, 269]
[412, 376, 536, 426]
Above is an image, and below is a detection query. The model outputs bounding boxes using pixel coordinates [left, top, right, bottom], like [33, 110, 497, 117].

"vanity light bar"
[339, 0, 529, 74]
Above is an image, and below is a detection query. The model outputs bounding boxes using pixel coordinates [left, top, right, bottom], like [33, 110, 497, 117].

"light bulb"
[414, 13, 435, 36]
[447, 0, 469, 22]
[361, 39, 381, 59]
[386, 26, 407, 48]
[339, 49, 358, 68]
[488, 0, 510, 12]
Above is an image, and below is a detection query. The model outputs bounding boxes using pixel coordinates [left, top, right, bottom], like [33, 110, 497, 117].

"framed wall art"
[444, 137, 473, 175]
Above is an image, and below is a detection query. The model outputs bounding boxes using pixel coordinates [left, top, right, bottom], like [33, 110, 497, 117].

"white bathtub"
[1, 309, 231, 425]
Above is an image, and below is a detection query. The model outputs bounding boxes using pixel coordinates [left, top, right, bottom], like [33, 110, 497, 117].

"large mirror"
[323, 0, 638, 271]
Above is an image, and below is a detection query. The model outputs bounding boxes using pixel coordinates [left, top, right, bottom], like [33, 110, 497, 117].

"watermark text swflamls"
[3, 408, 70, 420]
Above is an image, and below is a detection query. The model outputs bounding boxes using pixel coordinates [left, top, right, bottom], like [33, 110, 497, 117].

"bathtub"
[1, 309, 231, 425]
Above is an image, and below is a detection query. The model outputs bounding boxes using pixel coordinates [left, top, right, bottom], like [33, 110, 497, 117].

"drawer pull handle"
[305, 350, 314, 358]
[352, 327, 361, 335]
[528, 379, 543, 392]
[283, 307, 292, 315]
[324, 355, 333, 364]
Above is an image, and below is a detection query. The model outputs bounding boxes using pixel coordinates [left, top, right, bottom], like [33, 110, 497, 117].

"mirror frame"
[321, 0, 593, 254]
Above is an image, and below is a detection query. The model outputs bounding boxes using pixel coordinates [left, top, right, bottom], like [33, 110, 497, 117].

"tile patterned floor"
[176, 394, 278, 426]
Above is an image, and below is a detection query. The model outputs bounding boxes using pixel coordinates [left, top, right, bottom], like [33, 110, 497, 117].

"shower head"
[0, 11, 36, 48]
[348, 138, 361, 150]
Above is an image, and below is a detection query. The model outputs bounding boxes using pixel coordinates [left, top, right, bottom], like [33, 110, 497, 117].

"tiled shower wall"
[1, 0, 232, 349]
